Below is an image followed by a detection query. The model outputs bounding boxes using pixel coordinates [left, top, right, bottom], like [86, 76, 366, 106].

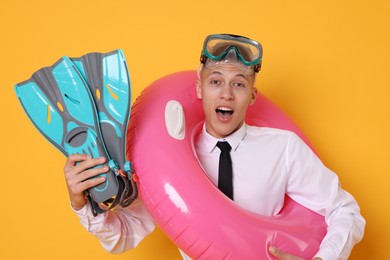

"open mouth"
[216, 107, 233, 119]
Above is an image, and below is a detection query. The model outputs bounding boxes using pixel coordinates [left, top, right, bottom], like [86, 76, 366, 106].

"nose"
[220, 85, 233, 100]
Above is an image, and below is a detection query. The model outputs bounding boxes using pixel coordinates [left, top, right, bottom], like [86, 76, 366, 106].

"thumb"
[269, 246, 283, 258]
[268, 246, 304, 260]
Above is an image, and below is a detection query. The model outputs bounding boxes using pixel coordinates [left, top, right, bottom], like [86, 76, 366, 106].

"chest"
[197, 141, 289, 215]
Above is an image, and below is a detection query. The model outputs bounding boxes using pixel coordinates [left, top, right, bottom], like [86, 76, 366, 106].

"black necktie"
[216, 141, 233, 200]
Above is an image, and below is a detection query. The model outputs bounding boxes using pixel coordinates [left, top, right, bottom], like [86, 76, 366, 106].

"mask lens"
[204, 35, 262, 65]
[206, 39, 232, 57]
[237, 43, 260, 62]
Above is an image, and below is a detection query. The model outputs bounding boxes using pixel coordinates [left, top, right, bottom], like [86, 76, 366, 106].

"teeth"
[217, 107, 232, 111]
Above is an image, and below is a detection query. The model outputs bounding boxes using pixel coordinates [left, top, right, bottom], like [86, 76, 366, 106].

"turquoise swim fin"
[15, 51, 136, 214]
[71, 50, 137, 207]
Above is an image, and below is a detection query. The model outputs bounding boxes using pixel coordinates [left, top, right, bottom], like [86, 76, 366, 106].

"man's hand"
[64, 154, 108, 210]
[269, 246, 322, 260]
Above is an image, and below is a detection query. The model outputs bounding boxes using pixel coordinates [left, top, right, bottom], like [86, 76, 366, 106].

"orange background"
[1, 0, 389, 259]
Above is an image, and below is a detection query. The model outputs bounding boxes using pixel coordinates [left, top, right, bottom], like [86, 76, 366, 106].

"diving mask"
[200, 34, 263, 73]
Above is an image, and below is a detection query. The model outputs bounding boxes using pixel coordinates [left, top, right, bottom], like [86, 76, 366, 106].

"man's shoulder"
[246, 125, 296, 137]
[245, 125, 306, 150]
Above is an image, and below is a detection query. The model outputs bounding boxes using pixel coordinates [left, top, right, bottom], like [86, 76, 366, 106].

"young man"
[64, 34, 365, 259]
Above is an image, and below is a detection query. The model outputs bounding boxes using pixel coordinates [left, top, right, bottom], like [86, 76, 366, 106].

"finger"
[268, 246, 303, 260]
[67, 165, 109, 186]
[73, 156, 106, 174]
[66, 156, 106, 177]
[64, 154, 91, 171]
[69, 174, 107, 195]
[269, 246, 283, 258]
[81, 175, 107, 190]
[67, 165, 108, 194]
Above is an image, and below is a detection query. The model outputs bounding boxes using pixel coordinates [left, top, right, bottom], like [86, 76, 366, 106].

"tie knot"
[216, 141, 232, 152]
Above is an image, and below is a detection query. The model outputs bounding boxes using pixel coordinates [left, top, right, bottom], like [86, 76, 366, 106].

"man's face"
[196, 64, 257, 138]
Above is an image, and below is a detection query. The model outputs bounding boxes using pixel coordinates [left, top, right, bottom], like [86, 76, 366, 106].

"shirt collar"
[202, 123, 247, 153]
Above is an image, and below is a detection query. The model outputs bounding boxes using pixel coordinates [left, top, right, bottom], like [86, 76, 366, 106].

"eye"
[210, 79, 221, 85]
[233, 82, 246, 88]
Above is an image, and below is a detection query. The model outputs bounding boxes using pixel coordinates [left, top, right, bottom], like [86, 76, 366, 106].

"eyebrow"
[209, 71, 223, 76]
[235, 73, 249, 80]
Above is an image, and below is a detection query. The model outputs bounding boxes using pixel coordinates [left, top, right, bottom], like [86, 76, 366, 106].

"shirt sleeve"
[285, 133, 366, 260]
[72, 199, 156, 254]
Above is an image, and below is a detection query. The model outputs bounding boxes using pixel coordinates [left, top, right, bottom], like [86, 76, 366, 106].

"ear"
[196, 79, 202, 99]
[249, 88, 257, 105]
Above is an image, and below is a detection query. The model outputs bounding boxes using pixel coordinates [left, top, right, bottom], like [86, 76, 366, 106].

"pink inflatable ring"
[126, 71, 327, 259]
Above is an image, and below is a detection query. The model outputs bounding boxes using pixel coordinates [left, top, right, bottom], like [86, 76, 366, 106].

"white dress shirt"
[195, 123, 365, 259]
[75, 123, 365, 260]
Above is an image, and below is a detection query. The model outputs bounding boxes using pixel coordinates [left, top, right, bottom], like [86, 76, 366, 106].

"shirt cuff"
[71, 202, 92, 217]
